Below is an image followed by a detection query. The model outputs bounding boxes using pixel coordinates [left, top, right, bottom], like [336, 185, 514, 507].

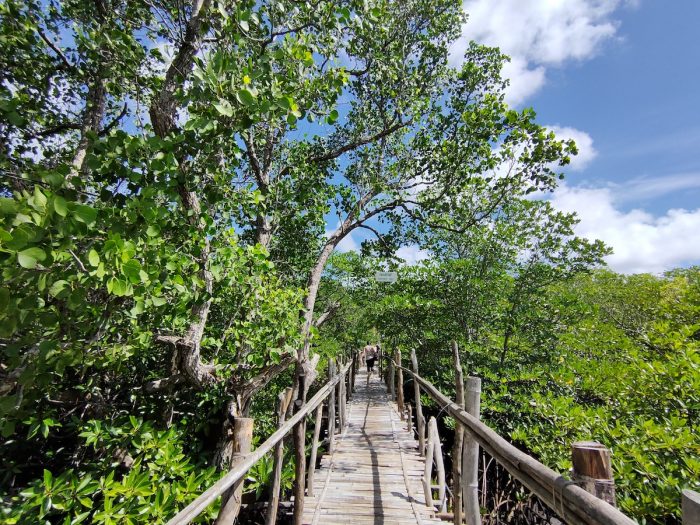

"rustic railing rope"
[166, 361, 352, 525]
[387, 357, 636, 525]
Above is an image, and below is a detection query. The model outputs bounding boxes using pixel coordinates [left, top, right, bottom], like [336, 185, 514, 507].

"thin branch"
[68, 249, 87, 273]
[99, 103, 128, 136]
[37, 27, 74, 70]
[309, 119, 410, 164]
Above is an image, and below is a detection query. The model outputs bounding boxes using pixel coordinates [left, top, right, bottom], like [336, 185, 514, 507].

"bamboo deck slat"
[301, 369, 444, 525]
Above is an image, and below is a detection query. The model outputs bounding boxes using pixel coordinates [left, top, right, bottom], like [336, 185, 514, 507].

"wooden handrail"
[389, 358, 636, 525]
[166, 361, 352, 525]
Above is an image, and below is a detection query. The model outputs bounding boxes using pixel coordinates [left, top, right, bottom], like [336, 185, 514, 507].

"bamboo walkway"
[302, 368, 445, 525]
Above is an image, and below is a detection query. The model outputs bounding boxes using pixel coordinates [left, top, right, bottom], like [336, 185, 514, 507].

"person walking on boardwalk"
[364, 342, 377, 382]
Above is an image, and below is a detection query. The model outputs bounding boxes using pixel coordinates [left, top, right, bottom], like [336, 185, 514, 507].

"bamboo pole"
[462, 376, 481, 525]
[328, 360, 336, 454]
[338, 364, 346, 430]
[292, 373, 306, 525]
[266, 388, 294, 525]
[423, 417, 436, 508]
[431, 417, 447, 512]
[388, 356, 395, 397]
[306, 403, 324, 497]
[683, 489, 700, 525]
[451, 341, 465, 524]
[572, 441, 616, 507]
[396, 349, 405, 419]
[411, 348, 426, 455]
[215, 418, 254, 525]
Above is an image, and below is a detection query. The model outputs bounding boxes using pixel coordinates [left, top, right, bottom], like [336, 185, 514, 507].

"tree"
[1, 0, 583, 522]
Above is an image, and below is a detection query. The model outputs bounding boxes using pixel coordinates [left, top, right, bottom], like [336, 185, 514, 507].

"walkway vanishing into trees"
[301, 369, 444, 525]
[167, 348, 653, 525]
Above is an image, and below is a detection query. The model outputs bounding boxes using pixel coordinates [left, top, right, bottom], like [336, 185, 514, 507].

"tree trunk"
[215, 417, 254, 525]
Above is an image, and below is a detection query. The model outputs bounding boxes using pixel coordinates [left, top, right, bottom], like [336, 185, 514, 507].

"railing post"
[337, 362, 345, 430]
[463, 376, 481, 525]
[292, 373, 306, 525]
[388, 356, 395, 397]
[328, 360, 336, 453]
[423, 417, 436, 508]
[396, 349, 405, 419]
[571, 441, 616, 506]
[348, 351, 355, 399]
[451, 341, 465, 525]
[266, 388, 294, 525]
[411, 348, 426, 455]
[215, 418, 254, 525]
[306, 403, 324, 497]
[683, 489, 700, 524]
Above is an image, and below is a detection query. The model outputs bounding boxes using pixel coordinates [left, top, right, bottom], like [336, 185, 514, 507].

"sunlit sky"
[340, 1, 700, 274]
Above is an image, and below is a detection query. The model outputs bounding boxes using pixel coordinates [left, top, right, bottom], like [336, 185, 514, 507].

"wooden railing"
[384, 349, 637, 525]
[166, 358, 355, 525]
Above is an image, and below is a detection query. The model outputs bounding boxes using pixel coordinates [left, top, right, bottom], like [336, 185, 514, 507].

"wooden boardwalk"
[302, 369, 445, 525]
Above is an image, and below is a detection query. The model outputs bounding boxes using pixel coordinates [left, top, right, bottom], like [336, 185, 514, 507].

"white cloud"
[452, 0, 632, 104]
[550, 183, 700, 274]
[547, 125, 597, 171]
[611, 173, 700, 202]
[326, 222, 360, 253]
[396, 245, 430, 265]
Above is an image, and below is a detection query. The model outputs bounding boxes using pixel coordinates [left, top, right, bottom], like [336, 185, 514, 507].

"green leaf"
[53, 195, 68, 217]
[214, 100, 234, 117]
[122, 259, 143, 283]
[107, 277, 130, 297]
[49, 280, 70, 297]
[43, 469, 53, 488]
[33, 186, 47, 210]
[0, 197, 18, 215]
[239, 20, 249, 32]
[88, 249, 100, 267]
[17, 247, 47, 269]
[146, 224, 160, 237]
[152, 296, 167, 307]
[70, 204, 98, 225]
[236, 88, 256, 107]
[327, 109, 339, 124]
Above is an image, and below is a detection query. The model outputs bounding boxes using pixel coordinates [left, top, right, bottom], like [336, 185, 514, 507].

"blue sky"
[369, 0, 700, 273]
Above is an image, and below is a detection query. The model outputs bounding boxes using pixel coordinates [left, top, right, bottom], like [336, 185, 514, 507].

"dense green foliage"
[2, 0, 695, 524]
[321, 252, 699, 523]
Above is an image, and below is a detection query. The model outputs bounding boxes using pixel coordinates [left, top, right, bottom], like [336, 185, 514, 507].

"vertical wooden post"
[571, 441, 616, 506]
[423, 418, 436, 508]
[266, 388, 294, 525]
[215, 418, 254, 525]
[388, 356, 395, 397]
[683, 489, 700, 524]
[451, 341, 465, 525]
[328, 360, 336, 453]
[396, 349, 405, 419]
[411, 348, 426, 455]
[352, 351, 357, 392]
[348, 352, 355, 399]
[338, 366, 346, 430]
[431, 417, 447, 512]
[406, 404, 413, 434]
[292, 374, 306, 525]
[378, 344, 383, 380]
[462, 376, 481, 525]
[306, 403, 324, 497]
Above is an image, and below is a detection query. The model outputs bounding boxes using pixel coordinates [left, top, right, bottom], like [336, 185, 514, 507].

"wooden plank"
[302, 368, 444, 525]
